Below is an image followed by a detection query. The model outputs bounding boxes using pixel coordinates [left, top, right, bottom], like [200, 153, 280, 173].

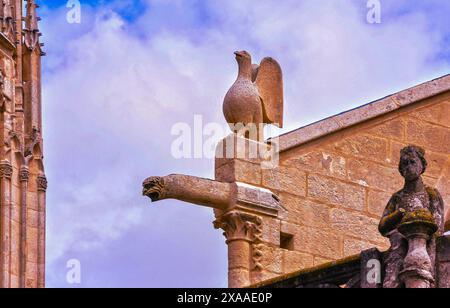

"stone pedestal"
[398, 209, 438, 288]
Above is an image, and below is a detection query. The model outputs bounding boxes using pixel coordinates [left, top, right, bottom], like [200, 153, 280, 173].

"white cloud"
[41, 0, 449, 286]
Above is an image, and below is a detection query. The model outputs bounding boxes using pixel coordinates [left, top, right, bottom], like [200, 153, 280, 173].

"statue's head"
[234, 50, 251, 65]
[399, 145, 427, 181]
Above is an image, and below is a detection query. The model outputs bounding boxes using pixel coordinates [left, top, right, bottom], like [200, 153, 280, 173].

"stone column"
[0, 160, 12, 288]
[19, 166, 29, 288]
[398, 209, 438, 288]
[214, 211, 262, 288]
[36, 174, 47, 288]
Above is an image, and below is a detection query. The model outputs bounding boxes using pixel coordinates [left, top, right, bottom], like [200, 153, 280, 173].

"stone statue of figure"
[378, 145, 445, 288]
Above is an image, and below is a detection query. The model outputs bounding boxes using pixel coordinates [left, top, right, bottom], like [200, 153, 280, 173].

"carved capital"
[214, 211, 262, 243]
[37, 175, 47, 191]
[0, 160, 12, 179]
[19, 167, 30, 182]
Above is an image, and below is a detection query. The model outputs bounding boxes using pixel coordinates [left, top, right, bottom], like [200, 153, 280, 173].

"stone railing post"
[398, 209, 438, 288]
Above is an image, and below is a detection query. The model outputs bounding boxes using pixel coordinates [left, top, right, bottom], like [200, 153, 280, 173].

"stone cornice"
[273, 74, 450, 153]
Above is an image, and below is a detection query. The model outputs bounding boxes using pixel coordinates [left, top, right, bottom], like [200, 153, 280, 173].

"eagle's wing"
[251, 64, 260, 82]
[254, 57, 283, 127]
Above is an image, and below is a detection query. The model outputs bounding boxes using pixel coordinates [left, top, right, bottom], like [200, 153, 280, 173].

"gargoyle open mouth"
[142, 177, 165, 202]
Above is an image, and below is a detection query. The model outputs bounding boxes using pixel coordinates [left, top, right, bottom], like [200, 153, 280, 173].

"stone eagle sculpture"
[223, 51, 283, 141]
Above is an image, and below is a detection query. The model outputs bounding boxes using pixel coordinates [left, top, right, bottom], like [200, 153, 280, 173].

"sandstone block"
[282, 250, 314, 274]
[262, 166, 306, 196]
[408, 101, 450, 128]
[258, 245, 283, 274]
[215, 159, 261, 185]
[330, 134, 388, 164]
[343, 237, 377, 256]
[367, 118, 405, 142]
[368, 189, 391, 217]
[293, 226, 342, 260]
[406, 120, 450, 154]
[279, 193, 330, 229]
[308, 174, 365, 211]
[330, 208, 386, 245]
[347, 159, 402, 193]
[283, 150, 346, 180]
[314, 256, 333, 266]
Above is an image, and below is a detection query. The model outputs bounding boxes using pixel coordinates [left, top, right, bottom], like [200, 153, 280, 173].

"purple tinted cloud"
[40, 0, 449, 287]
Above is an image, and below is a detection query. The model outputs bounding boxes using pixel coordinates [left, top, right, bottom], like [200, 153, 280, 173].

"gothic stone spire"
[24, 0, 41, 51]
[0, 0, 15, 41]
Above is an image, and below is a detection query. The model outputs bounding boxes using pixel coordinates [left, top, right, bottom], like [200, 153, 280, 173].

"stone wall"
[0, 0, 46, 288]
[215, 90, 450, 286]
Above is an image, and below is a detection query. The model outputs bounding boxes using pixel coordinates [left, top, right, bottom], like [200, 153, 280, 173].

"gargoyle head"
[142, 176, 165, 202]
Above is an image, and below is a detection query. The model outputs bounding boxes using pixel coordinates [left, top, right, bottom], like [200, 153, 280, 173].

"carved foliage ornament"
[214, 211, 264, 270]
[0, 160, 12, 178]
[37, 175, 47, 191]
[214, 211, 262, 242]
[19, 167, 29, 182]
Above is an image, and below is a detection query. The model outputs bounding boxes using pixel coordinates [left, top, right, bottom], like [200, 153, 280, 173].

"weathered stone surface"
[314, 256, 333, 266]
[409, 101, 450, 128]
[228, 268, 250, 288]
[283, 251, 314, 273]
[334, 97, 399, 130]
[283, 150, 346, 180]
[330, 208, 386, 245]
[347, 159, 402, 193]
[26, 227, 39, 262]
[344, 238, 378, 256]
[406, 119, 450, 154]
[258, 245, 283, 274]
[368, 189, 392, 216]
[262, 166, 306, 196]
[293, 225, 342, 260]
[228, 242, 251, 270]
[330, 135, 388, 164]
[437, 236, 450, 288]
[392, 76, 450, 106]
[367, 118, 405, 142]
[259, 217, 281, 246]
[279, 193, 330, 229]
[308, 174, 365, 211]
[215, 159, 262, 185]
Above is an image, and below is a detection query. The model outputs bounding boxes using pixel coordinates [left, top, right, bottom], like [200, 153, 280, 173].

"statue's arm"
[142, 174, 232, 210]
[378, 196, 405, 237]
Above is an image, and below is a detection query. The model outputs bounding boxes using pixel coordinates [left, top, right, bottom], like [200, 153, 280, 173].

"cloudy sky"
[39, 0, 450, 287]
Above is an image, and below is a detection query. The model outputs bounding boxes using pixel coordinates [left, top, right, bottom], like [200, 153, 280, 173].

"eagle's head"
[234, 50, 251, 64]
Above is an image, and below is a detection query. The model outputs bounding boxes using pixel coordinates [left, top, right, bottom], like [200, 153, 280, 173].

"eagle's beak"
[234, 51, 242, 58]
